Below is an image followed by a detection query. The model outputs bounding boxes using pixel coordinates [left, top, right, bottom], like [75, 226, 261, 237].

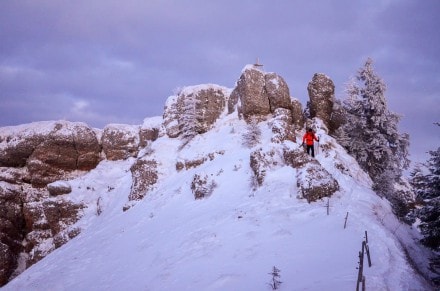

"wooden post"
[365, 231, 368, 243]
[362, 275, 366, 291]
[344, 212, 349, 229]
[326, 198, 330, 215]
[364, 241, 372, 267]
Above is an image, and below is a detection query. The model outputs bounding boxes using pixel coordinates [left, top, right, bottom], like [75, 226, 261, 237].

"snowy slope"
[2, 113, 432, 291]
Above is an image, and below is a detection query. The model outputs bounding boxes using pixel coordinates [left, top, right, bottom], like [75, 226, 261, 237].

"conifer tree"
[338, 58, 410, 202]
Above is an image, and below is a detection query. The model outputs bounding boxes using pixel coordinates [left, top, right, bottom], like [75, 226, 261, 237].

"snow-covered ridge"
[0, 65, 434, 290]
[1, 112, 433, 290]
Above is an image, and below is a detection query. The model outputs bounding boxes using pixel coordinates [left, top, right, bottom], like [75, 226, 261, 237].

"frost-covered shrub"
[242, 119, 261, 148]
[191, 173, 217, 199]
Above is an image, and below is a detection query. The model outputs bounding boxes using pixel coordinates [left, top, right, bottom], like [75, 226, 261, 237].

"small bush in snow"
[191, 174, 217, 199]
[268, 266, 282, 290]
[242, 119, 261, 148]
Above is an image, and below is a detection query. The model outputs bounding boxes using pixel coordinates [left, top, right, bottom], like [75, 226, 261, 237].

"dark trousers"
[306, 145, 315, 157]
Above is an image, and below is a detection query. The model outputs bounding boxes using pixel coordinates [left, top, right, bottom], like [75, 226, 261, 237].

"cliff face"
[0, 64, 341, 286]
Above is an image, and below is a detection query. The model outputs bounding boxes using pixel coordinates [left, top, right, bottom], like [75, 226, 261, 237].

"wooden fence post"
[344, 212, 349, 229]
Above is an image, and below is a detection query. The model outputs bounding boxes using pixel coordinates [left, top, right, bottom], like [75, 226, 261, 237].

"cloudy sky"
[1, 0, 439, 166]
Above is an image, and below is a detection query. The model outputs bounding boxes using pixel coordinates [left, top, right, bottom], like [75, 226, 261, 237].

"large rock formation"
[0, 182, 83, 286]
[0, 121, 101, 187]
[163, 84, 229, 139]
[307, 73, 335, 129]
[229, 65, 292, 121]
[0, 121, 98, 286]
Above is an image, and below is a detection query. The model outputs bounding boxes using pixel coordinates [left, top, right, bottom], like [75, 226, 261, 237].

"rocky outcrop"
[250, 147, 283, 186]
[163, 84, 229, 139]
[283, 146, 339, 202]
[291, 98, 305, 129]
[296, 161, 339, 202]
[229, 65, 292, 121]
[307, 73, 335, 129]
[0, 182, 83, 286]
[128, 158, 158, 202]
[0, 121, 101, 187]
[0, 121, 97, 286]
[101, 124, 140, 161]
[139, 117, 161, 147]
[270, 108, 296, 143]
[0, 183, 23, 286]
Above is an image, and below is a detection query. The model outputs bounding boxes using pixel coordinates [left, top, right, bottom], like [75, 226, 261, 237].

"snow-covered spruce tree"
[179, 92, 200, 149]
[242, 118, 262, 148]
[338, 58, 410, 213]
[410, 131, 440, 285]
[417, 148, 440, 249]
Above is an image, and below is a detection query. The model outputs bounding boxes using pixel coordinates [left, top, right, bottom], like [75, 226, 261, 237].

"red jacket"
[303, 131, 319, 146]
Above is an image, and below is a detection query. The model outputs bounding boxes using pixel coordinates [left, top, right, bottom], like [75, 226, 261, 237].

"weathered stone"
[250, 147, 281, 186]
[232, 66, 270, 120]
[271, 108, 296, 143]
[307, 73, 335, 129]
[265, 72, 291, 112]
[328, 99, 346, 134]
[228, 89, 240, 114]
[230, 65, 294, 122]
[101, 124, 140, 160]
[0, 242, 14, 286]
[162, 95, 182, 138]
[283, 146, 313, 168]
[139, 117, 161, 147]
[291, 98, 305, 129]
[0, 167, 30, 184]
[128, 158, 158, 201]
[0, 121, 101, 187]
[296, 161, 339, 202]
[163, 85, 228, 138]
[47, 181, 72, 196]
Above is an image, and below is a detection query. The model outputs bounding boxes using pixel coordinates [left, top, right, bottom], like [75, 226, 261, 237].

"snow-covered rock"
[0, 121, 101, 187]
[162, 84, 230, 139]
[47, 181, 72, 196]
[307, 73, 335, 129]
[101, 124, 140, 161]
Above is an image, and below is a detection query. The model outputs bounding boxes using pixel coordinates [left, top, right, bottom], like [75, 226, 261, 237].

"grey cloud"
[0, 0, 439, 165]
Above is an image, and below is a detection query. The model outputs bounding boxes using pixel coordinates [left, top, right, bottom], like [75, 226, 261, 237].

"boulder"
[101, 124, 140, 160]
[307, 73, 335, 129]
[163, 84, 228, 138]
[47, 181, 72, 196]
[296, 161, 339, 202]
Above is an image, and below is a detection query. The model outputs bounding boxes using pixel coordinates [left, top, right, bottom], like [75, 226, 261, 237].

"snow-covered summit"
[1, 111, 433, 290]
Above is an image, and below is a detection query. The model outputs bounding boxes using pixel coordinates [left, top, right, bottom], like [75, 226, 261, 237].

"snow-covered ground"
[2, 113, 433, 290]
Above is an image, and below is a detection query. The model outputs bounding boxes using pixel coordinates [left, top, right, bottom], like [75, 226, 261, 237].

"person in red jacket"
[302, 128, 319, 157]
